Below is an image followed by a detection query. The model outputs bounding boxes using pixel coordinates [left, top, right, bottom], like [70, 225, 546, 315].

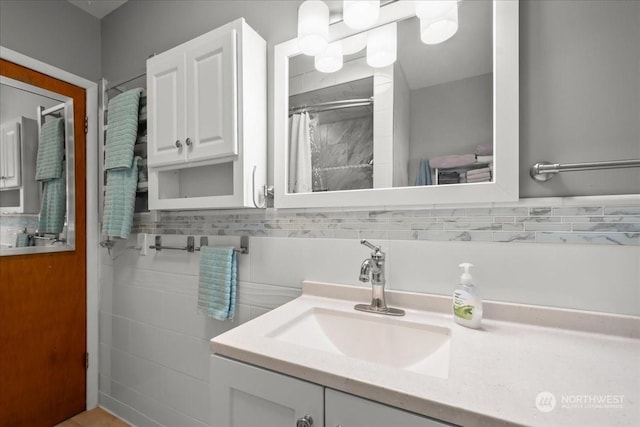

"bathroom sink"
[267, 307, 451, 378]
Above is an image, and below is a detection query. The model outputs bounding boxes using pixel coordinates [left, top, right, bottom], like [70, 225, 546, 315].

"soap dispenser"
[453, 263, 483, 329]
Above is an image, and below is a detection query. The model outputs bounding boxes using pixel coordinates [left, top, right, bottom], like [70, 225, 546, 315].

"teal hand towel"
[105, 88, 143, 171]
[15, 232, 32, 247]
[35, 117, 64, 181]
[198, 246, 237, 321]
[102, 156, 140, 239]
[38, 173, 67, 234]
[414, 158, 432, 186]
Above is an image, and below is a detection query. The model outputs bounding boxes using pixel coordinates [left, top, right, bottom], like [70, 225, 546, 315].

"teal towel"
[105, 88, 143, 170]
[198, 246, 237, 321]
[15, 233, 32, 247]
[38, 173, 67, 234]
[414, 158, 432, 186]
[35, 117, 64, 181]
[102, 156, 140, 239]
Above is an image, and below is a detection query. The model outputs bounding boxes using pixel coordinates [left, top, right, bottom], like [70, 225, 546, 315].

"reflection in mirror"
[288, 0, 492, 194]
[0, 75, 75, 254]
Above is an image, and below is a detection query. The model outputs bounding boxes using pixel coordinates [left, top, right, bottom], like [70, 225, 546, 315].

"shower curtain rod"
[289, 97, 373, 115]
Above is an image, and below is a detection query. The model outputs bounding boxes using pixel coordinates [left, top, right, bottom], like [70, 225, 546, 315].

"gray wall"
[100, 0, 639, 199]
[408, 73, 493, 184]
[0, 0, 101, 81]
[520, 0, 640, 197]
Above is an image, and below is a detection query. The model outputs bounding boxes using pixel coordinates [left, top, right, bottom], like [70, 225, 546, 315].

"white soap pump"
[453, 263, 483, 329]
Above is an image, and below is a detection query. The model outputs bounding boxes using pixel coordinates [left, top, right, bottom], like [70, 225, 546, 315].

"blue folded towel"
[35, 117, 64, 181]
[102, 156, 140, 239]
[198, 246, 237, 321]
[105, 88, 143, 171]
[15, 232, 32, 247]
[38, 173, 67, 234]
[414, 158, 432, 186]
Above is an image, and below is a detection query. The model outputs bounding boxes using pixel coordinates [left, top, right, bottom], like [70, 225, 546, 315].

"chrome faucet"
[355, 239, 405, 316]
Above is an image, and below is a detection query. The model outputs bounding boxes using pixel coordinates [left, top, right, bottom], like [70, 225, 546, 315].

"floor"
[54, 408, 130, 427]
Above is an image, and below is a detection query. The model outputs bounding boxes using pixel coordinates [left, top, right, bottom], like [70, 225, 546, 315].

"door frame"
[0, 46, 100, 409]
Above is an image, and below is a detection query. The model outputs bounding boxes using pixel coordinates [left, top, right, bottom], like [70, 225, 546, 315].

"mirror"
[0, 73, 76, 255]
[274, 0, 519, 208]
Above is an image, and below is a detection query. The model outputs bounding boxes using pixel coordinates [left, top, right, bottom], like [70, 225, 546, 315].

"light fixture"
[297, 1, 462, 73]
[366, 22, 397, 68]
[415, 0, 457, 21]
[420, 2, 458, 45]
[343, 0, 380, 30]
[297, 0, 330, 56]
[315, 41, 344, 73]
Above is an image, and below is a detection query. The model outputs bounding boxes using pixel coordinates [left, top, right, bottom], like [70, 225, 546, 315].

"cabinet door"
[211, 355, 324, 427]
[0, 122, 21, 189]
[147, 50, 186, 167]
[185, 29, 237, 163]
[326, 389, 456, 427]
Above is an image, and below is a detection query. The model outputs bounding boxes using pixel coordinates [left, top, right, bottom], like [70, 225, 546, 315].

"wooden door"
[0, 58, 87, 427]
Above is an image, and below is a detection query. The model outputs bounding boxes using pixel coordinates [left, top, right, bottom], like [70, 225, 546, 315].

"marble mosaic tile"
[132, 201, 640, 246]
[524, 222, 573, 232]
[572, 223, 640, 232]
[492, 232, 536, 243]
[536, 232, 640, 246]
[552, 206, 604, 216]
[604, 206, 640, 215]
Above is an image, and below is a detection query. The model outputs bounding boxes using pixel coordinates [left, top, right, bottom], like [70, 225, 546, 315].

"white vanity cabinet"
[0, 117, 39, 213]
[210, 355, 324, 427]
[211, 355, 455, 427]
[325, 389, 454, 427]
[146, 18, 266, 210]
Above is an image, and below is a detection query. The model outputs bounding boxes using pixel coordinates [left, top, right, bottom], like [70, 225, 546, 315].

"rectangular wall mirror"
[0, 74, 76, 255]
[274, 0, 519, 209]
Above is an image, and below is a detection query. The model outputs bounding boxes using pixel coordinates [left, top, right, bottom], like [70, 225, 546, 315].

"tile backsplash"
[134, 200, 640, 246]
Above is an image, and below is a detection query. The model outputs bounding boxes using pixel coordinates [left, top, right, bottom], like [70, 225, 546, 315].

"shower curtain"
[288, 112, 312, 193]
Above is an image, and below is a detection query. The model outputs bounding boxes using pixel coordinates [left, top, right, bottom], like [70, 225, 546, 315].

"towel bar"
[150, 235, 248, 254]
[530, 159, 640, 182]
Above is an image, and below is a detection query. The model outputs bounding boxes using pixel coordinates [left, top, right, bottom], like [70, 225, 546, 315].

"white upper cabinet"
[186, 30, 237, 163]
[0, 117, 39, 214]
[147, 50, 185, 167]
[147, 29, 237, 167]
[146, 18, 266, 210]
[0, 121, 21, 189]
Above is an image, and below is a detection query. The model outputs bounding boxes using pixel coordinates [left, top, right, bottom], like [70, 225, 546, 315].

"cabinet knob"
[296, 415, 313, 427]
[185, 137, 192, 147]
[175, 140, 182, 149]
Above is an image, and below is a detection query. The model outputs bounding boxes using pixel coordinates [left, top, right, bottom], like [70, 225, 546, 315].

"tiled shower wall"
[99, 197, 639, 427]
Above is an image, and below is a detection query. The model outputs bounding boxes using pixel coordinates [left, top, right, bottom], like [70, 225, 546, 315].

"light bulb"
[315, 41, 343, 73]
[415, 0, 456, 21]
[343, 0, 380, 30]
[298, 0, 329, 56]
[420, 3, 458, 45]
[366, 22, 397, 68]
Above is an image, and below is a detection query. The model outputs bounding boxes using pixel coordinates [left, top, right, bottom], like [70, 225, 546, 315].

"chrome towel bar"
[150, 235, 249, 254]
[530, 159, 640, 182]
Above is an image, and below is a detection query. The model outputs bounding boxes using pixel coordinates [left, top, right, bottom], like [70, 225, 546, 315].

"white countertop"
[211, 281, 640, 427]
